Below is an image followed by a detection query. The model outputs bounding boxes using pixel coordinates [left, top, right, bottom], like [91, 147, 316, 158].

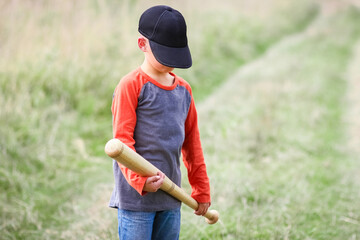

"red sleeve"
[112, 74, 147, 195]
[181, 89, 211, 204]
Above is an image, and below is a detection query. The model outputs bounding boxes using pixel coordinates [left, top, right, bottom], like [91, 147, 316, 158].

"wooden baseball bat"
[105, 138, 219, 224]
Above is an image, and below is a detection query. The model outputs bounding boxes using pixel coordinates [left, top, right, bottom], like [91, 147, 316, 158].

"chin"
[157, 65, 174, 73]
[165, 67, 175, 73]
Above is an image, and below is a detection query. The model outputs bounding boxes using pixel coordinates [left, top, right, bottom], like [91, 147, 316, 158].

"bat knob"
[105, 138, 124, 158]
[205, 210, 219, 224]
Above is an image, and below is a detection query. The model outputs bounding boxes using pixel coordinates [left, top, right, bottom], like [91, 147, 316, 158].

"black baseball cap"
[138, 5, 192, 69]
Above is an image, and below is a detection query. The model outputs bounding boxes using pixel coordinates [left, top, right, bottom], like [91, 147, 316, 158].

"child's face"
[138, 37, 174, 73]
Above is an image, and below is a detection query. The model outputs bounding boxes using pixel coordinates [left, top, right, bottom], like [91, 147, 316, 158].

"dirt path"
[346, 40, 360, 155]
[344, 40, 360, 192]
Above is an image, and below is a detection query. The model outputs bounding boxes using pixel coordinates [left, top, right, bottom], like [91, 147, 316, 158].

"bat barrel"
[105, 138, 125, 158]
[105, 139, 158, 176]
[105, 138, 219, 224]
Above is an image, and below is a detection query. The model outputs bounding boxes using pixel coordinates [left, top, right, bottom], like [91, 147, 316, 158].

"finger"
[196, 204, 210, 216]
[158, 171, 165, 180]
[153, 177, 164, 189]
[201, 207, 209, 216]
[155, 172, 165, 185]
[194, 206, 205, 216]
[194, 210, 204, 216]
[147, 175, 161, 183]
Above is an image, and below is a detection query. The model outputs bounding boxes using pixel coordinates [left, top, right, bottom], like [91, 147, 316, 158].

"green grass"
[1, 0, 360, 239]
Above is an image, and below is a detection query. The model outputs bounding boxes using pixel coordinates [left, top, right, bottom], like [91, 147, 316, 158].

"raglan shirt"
[109, 67, 210, 211]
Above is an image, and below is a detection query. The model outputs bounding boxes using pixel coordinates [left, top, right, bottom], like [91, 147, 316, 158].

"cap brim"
[149, 41, 192, 69]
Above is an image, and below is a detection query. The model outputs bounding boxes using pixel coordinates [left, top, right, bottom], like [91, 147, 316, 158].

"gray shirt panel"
[109, 81, 192, 211]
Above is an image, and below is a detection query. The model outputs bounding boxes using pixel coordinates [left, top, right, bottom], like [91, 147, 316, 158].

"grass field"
[1, 0, 360, 239]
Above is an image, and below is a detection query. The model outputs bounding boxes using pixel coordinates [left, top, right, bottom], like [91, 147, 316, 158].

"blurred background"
[1, 0, 360, 239]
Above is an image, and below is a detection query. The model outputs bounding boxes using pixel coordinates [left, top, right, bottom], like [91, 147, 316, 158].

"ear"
[138, 37, 147, 52]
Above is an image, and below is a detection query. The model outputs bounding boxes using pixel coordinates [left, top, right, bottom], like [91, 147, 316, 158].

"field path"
[179, 2, 360, 239]
[346, 40, 360, 155]
[344, 39, 360, 194]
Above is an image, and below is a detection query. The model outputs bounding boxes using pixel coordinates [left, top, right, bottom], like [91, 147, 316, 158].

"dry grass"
[0, 0, 135, 63]
[0, 0, 296, 65]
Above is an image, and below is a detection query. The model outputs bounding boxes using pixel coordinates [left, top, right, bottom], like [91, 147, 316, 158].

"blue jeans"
[118, 208, 181, 240]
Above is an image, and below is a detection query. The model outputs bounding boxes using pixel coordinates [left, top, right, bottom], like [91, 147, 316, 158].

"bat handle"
[204, 209, 219, 224]
[161, 178, 219, 224]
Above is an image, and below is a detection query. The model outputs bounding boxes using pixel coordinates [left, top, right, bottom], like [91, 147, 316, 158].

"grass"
[179, 5, 360, 239]
[1, 0, 360, 239]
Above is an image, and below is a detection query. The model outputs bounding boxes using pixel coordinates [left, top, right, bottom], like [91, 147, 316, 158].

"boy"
[109, 5, 211, 240]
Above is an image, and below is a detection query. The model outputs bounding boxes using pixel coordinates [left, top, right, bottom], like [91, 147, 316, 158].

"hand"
[143, 171, 165, 192]
[194, 202, 210, 216]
